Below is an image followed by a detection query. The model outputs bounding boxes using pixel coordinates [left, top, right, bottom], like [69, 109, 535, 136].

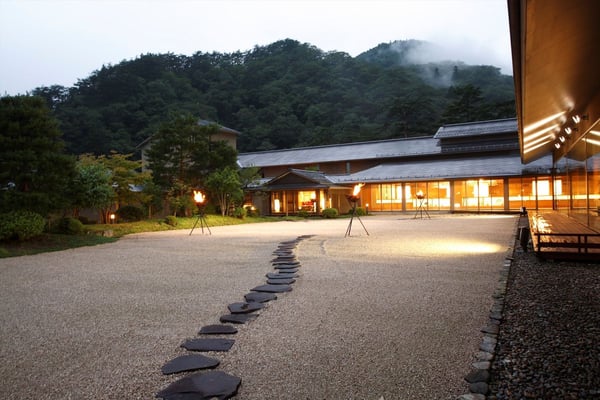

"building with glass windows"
[239, 116, 598, 230]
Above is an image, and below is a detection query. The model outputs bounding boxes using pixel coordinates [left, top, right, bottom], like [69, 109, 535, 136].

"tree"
[146, 114, 238, 214]
[97, 151, 150, 207]
[0, 95, 76, 215]
[441, 84, 485, 124]
[204, 167, 243, 217]
[69, 157, 114, 222]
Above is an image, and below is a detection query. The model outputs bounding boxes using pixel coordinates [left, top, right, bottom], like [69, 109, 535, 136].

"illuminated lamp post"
[189, 189, 211, 235]
[413, 190, 430, 219]
[344, 183, 369, 237]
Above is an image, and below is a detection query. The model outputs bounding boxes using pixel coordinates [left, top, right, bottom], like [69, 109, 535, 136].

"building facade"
[239, 118, 600, 231]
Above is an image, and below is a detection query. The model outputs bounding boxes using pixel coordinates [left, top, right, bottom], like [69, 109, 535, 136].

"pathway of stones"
[156, 235, 314, 400]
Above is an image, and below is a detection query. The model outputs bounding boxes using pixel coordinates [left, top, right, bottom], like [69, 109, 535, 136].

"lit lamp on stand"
[345, 183, 369, 237]
[189, 190, 211, 235]
[413, 190, 430, 219]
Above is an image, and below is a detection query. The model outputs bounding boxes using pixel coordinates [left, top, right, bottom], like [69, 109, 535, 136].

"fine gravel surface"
[488, 248, 600, 399]
[0, 214, 516, 400]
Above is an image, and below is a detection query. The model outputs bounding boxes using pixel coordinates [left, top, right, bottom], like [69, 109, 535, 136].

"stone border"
[456, 217, 518, 400]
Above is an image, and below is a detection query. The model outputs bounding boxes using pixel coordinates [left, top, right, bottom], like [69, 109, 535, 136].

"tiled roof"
[331, 154, 553, 183]
[434, 118, 517, 139]
[238, 137, 439, 167]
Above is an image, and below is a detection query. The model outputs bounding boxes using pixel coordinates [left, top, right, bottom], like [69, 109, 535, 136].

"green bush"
[58, 217, 84, 235]
[165, 215, 178, 227]
[0, 210, 46, 241]
[354, 207, 366, 216]
[297, 209, 310, 218]
[245, 206, 260, 217]
[322, 208, 339, 218]
[233, 206, 247, 219]
[116, 205, 144, 222]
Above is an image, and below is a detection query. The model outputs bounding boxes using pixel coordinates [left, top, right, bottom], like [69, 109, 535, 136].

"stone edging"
[456, 217, 519, 400]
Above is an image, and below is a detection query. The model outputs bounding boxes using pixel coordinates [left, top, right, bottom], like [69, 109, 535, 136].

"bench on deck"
[529, 212, 600, 259]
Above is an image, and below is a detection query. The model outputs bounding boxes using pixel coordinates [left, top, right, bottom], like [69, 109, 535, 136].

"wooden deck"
[528, 212, 600, 261]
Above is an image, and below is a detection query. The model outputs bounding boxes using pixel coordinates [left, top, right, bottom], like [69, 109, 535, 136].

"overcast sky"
[0, 0, 512, 96]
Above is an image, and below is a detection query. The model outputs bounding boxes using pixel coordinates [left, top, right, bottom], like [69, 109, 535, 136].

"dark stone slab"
[273, 266, 299, 272]
[251, 284, 292, 293]
[272, 260, 300, 265]
[266, 272, 298, 279]
[244, 292, 277, 303]
[181, 338, 235, 352]
[272, 255, 297, 261]
[267, 278, 295, 285]
[161, 354, 220, 375]
[227, 302, 264, 314]
[156, 370, 241, 400]
[481, 325, 499, 335]
[465, 369, 490, 383]
[198, 324, 238, 335]
[469, 382, 489, 395]
[219, 313, 258, 324]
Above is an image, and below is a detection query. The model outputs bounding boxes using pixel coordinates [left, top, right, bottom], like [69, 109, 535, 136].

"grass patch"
[0, 233, 118, 258]
[0, 214, 301, 258]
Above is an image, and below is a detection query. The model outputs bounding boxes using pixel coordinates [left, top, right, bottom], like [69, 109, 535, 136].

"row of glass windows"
[266, 128, 599, 229]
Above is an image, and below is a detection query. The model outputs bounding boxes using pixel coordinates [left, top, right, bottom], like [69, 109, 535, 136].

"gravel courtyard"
[0, 214, 516, 399]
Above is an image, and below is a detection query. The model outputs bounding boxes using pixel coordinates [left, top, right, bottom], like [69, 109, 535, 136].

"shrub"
[165, 215, 178, 227]
[233, 206, 247, 219]
[297, 209, 310, 218]
[322, 208, 339, 218]
[116, 205, 144, 222]
[245, 206, 260, 217]
[0, 210, 46, 241]
[354, 207, 366, 216]
[58, 217, 84, 235]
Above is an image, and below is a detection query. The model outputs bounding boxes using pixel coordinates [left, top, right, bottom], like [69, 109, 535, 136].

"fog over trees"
[31, 39, 515, 156]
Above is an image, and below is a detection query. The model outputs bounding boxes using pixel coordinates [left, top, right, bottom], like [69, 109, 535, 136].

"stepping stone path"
[244, 292, 277, 303]
[251, 284, 293, 293]
[198, 325, 238, 335]
[181, 338, 235, 352]
[156, 235, 315, 399]
[219, 313, 258, 324]
[161, 354, 220, 375]
[227, 302, 264, 314]
[266, 278, 295, 285]
[156, 370, 241, 400]
[266, 272, 298, 279]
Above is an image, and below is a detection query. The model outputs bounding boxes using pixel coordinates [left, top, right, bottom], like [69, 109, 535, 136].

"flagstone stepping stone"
[272, 260, 300, 265]
[267, 278, 295, 285]
[198, 324, 238, 335]
[220, 313, 258, 324]
[227, 302, 264, 314]
[156, 370, 241, 400]
[244, 292, 277, 303]
[272, 255, 297, 260]
[161, 354, 220, 375]
[181, 338, 235, 352]
[251, 284, 292, 293]
[273, 266, 299, 272]
[266, 272, 298, 279]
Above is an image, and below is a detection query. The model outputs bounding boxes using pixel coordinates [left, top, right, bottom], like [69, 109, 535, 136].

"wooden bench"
[529, 212, 600, 259]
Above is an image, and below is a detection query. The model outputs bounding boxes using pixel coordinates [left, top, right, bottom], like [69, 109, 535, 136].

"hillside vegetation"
[32, 39, 515, 155]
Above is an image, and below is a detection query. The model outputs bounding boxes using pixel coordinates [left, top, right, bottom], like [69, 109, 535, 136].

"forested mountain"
[32, 39, 515, 155]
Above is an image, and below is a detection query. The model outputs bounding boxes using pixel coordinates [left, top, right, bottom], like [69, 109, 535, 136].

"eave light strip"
[523, 111, 566, 134]
[523, 124, 559, 144]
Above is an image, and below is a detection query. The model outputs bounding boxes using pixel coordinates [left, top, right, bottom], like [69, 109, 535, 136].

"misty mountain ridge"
[358, 39, 504, 87]
[31, 38, 515, 155]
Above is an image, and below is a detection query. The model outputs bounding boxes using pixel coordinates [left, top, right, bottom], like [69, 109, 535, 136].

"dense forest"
[31, 39, 515, 156]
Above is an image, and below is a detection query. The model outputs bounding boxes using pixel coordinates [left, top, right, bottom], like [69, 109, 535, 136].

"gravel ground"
[488, 247, 600, 399]
[0, 214, 516, 400]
